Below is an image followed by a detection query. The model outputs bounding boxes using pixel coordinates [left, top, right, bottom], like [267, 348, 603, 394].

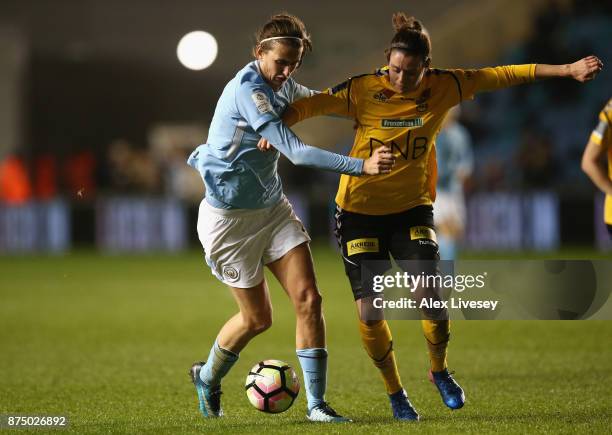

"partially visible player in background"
[261, 11, 603, 421]
[187, 13, 393, 423]
[581, 98, 612, 236]
[433, 106, 474, 260]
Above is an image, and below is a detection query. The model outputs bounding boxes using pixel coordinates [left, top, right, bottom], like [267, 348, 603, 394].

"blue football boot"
[388, 389, 420, 421]
[429, 369, 465, 410]
[190, 362, 223, 417]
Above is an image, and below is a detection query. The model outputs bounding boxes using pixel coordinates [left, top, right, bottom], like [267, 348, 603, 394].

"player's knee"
[248, 318, 272, 335]
[293, 285, 322, 317]
[244, 311, 273, 335]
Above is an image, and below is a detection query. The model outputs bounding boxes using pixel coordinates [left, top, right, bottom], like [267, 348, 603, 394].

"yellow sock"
[358, 319, 402, 394]
[421, 319, 450, 372]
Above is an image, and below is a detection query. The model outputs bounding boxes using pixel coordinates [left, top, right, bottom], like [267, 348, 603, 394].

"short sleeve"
[235, 83, 278, 132]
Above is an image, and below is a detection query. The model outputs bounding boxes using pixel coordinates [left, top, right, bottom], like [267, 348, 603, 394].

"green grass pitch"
[1, 245, 611, 433]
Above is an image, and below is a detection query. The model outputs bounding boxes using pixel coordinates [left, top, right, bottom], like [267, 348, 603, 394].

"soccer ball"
[245, 360, 300, 413]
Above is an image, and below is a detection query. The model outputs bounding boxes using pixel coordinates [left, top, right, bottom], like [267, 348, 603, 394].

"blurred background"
[0, 0, 611, 255]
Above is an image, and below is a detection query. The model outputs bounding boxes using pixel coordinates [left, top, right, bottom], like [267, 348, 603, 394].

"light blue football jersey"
[436, 122, 474, 194]
[188, 61, 363, 209]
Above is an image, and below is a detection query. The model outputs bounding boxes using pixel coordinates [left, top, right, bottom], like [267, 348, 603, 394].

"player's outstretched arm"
[581, 139, 612, 195]
[535, 56, 603, 82]
[459, 56, 603, 98]
[257, 139, 395, 175]
[258, 119, 394, 176]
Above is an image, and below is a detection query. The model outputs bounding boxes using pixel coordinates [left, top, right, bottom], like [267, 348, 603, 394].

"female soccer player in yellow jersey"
[260, 12, 602, 420]
[582, 98, 612, 236]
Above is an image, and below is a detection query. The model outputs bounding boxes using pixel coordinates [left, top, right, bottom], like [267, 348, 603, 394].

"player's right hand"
[569, 55, 603, 82]
[363, 145, 395, 175]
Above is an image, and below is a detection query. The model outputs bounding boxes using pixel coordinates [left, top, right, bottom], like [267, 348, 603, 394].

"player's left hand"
[257, 138, 274, 152]
[569, 56, 603, 82]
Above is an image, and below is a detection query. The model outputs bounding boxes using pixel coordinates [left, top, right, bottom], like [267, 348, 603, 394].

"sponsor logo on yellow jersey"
[381, 118, 424, 128]
[409, 226, 437, 242]
[347, 238, 380, 256]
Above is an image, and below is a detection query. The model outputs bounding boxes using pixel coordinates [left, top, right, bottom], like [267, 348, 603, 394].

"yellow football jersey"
[589, 98, 612, 224]
[286, 64, 536, 215]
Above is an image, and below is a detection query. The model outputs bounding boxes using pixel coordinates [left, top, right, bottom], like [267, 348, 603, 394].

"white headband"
[259, 36, 303, 44]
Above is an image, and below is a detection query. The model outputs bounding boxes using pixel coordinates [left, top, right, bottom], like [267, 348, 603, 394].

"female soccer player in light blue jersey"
[187, 13, 394, 423]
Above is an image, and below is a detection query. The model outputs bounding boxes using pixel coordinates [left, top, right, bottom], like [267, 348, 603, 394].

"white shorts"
[197, 196, 311, 288]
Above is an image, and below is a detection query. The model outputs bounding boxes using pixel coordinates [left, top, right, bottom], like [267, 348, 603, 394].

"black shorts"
[334, 205, 439, 300]
[608, 224, 612, 238]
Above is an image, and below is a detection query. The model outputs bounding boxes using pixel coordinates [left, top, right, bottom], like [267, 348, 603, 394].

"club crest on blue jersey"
[251, 92, 273, 114]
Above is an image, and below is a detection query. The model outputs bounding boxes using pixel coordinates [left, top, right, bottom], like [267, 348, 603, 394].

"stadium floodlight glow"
[177, 31, 218, 71]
